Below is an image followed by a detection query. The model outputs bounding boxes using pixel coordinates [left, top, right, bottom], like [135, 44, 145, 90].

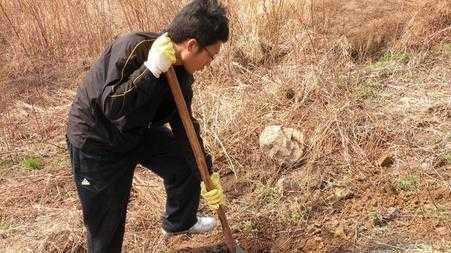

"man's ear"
[186, 38, 198, 52]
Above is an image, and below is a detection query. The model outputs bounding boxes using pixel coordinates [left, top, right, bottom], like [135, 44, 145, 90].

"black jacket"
[67, 32, 211, 171]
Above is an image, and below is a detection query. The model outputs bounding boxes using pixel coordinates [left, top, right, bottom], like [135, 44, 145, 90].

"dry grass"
[0, 0, 450, 252]
[0, 0, 187, 59]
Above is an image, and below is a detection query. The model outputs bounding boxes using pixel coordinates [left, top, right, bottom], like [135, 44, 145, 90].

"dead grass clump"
[39, 231, 85, 253]
[0, 170, 83, 252]
[0, 0, 115, 58]
[347, 16, 406, 61]
[295, 0, 450, 61]
[0, 0, 181, 59]
[397, 0, 451, 50]
[230, 0, 302, 68]
[119, 0, 183, 32]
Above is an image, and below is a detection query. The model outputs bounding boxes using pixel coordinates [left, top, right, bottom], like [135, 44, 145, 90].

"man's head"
[167, 0, 229, 74]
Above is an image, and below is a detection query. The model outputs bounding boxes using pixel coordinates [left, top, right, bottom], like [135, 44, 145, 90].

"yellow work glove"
[144, 32, 176, 78]
[200, 172, 225, 210]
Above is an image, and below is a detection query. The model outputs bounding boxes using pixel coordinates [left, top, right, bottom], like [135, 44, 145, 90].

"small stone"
[382, 207, 400, 222]
[420, 162, 429, 169]
[356, 173, 367, 181]
[335, 187, 353, 200]
[276, 177, 286, 194]
[335, 224, 347, 239]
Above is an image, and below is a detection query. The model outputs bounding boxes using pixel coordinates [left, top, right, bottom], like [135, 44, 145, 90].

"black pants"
[67, 126, 201, 253]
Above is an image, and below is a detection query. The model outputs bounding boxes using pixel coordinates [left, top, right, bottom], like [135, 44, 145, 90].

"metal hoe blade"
[227, 240, 246, 253]
[235, 244, 246, 253]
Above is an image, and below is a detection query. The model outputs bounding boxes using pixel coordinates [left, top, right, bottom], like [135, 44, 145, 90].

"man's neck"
[173, 43, 184, 66]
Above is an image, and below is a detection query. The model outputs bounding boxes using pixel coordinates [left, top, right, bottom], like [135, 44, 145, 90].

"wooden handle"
[165, 67, 236, 253]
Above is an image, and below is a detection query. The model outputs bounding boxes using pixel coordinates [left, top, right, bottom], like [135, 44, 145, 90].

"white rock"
[259, 125, 305, 164]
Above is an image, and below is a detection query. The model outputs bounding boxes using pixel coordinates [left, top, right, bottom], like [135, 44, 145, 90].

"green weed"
[441, 43, 451, 51]
[378, 51, 410, 64]
[289, 211, 304, 222]
[0, 219, 9, 231]
[397, 175, 419, 191]
[369, 210, 385, 226]
[22, 157, 42, 171]
[415, 205, 450, 219]
[445, 154, 451, 164]
[354, 81, 381, 100]
[241, 219, 266, 235]
[256, 184, 282, 205]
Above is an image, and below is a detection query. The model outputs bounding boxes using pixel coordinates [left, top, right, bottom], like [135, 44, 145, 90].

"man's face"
[180, 39, 221, 74]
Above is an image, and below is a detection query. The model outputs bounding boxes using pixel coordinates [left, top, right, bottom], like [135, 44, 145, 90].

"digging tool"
[165, 67, 246, 253]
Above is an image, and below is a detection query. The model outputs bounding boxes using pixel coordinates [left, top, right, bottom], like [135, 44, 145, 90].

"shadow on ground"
[173, 243, 228, 253]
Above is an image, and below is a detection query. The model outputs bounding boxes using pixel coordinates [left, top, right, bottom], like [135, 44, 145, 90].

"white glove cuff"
[144, 54, 172, 78]
[144, 59, 161, 78]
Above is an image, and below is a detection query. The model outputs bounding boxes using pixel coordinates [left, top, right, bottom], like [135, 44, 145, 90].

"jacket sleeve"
[99, 36, 160, 121]
[169, 97, 213, 176]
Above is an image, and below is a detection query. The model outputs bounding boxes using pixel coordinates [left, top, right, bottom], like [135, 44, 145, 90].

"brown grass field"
[0, 0, 450, 252]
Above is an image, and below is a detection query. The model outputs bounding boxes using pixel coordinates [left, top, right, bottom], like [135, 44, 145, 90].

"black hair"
[167, 0, 229, 48]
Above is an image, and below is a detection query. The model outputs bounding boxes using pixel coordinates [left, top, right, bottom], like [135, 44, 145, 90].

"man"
[66, 0, 229, 252]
